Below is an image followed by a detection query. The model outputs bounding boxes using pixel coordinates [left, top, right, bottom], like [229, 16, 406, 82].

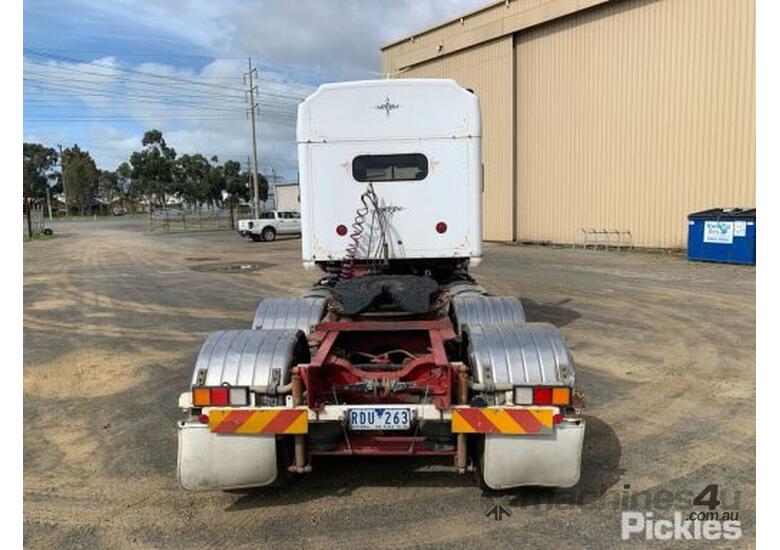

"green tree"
[23, 143, 58, 200]
[23, 143, 59, 236]
[204, 156, 226, 207]
[242, 168, 269, 204]
[224, 160, 248, 202]
[173, 153, 212, 206]
[62, 145, 99, 215]
[223, 160, 248, 228]
[98, 170, 121, 204]
[116, 162, 131, 191]
[114, 162, 135, 211]
[129, 129, 177, 206]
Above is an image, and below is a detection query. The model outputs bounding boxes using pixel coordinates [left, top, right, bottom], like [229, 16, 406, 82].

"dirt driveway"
[23, 219, 755, 548]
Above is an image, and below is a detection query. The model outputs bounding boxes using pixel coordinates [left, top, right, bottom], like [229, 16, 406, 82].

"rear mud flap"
[482, 420, 585, 490]
[177, 422, 277, 491]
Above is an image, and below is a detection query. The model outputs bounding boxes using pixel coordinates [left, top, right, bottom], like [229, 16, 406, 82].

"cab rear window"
[352, 154, 428, 182]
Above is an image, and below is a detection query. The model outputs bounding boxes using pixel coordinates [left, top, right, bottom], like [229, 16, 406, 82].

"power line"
[24, 69, 305, 106]
[24, 48, 249, 94]
[23, 45, 332, 80]
[23, 62, 248, 101]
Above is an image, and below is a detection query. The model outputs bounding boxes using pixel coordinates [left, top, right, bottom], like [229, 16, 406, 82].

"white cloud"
[25, 0, 489, 175]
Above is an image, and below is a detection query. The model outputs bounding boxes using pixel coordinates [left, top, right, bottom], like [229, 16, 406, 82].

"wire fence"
[148, 206, 253, 233]
[22, 203, 48, 237]
[579, 228, 633, 250]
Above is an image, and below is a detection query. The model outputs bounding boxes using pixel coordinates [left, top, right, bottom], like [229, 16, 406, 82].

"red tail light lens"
[532, 387, 553, 405]
[197, 414, 210, 425]
[210, 387, 229, 406]
[336, 224, 348, 236]
[435, 221, 448, 234]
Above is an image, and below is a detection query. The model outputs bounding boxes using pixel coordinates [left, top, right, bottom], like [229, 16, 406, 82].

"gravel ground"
[23, 218, 755, 548]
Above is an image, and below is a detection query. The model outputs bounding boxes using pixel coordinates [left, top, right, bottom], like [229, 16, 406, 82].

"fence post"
[25, 199, 33, 238]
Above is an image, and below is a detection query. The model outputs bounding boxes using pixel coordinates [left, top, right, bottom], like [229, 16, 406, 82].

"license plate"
[348, 407, 412, 430]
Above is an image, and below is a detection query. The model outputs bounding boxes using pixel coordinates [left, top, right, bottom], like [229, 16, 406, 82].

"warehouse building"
[275, 182, 301, 212]
[381, 0, 755, 247]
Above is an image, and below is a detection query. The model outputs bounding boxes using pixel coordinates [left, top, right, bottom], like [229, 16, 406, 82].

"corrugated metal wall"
[382, 0, 755, 247]
[397, 37, 516, 241]
[516, 0, 755, 247]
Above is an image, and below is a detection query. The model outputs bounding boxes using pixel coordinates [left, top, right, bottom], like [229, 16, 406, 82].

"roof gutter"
[385, 0, 613, 70]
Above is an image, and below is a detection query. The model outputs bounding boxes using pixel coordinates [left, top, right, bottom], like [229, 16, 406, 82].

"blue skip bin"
[687, 208, 756, 265]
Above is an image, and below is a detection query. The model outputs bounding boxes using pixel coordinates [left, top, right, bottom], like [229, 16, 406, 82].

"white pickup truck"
[237, 210, 302, 242]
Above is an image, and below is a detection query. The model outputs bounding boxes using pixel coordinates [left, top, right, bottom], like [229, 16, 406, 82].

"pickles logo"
[621, 485, 742, 541]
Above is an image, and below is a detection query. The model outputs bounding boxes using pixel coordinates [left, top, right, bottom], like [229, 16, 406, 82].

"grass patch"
[24, 233, 55, 242]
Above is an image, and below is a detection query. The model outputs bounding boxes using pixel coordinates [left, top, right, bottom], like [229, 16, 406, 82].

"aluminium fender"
[452, 295, 525, 333]
[463, 323, 575, 387]
[190, 329, 309, 389]
[252, 297, 326, 335]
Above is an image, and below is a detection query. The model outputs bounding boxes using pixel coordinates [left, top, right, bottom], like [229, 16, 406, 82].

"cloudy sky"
[23, 0, 488, 180]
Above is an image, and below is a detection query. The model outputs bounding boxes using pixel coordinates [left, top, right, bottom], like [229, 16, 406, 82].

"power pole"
[45, 183, 52, 221]
[57, 144, 66, 215]
[271, 168, 277, 210]
[244, 58, 260, 219]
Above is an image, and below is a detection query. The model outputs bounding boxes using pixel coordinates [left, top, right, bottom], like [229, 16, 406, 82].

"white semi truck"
[178, 79, 584, 491]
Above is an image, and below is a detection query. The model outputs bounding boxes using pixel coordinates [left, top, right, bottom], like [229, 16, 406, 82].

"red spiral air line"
[340, 184, 379, 281]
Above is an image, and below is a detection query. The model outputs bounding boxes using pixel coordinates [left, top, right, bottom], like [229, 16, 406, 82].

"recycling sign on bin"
[703, 221, 734, 244]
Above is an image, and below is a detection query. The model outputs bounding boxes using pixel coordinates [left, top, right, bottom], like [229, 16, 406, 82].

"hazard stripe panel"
[451, 408, 553, 434]
[209, 408, 308, 434]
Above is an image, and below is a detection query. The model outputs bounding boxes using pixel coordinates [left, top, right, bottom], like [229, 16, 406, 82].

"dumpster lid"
[688, 207, 755, 219]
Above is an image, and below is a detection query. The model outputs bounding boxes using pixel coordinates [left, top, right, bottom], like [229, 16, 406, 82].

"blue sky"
[23, 0, 487, 180]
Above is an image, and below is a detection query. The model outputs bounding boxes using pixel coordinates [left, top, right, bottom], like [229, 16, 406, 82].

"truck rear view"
[177, 79, 584, 491]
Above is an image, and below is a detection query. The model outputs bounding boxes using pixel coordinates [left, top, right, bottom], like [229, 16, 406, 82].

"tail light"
[551, 387, 572, 406]
[229, 387, 249, 406]
[210, 387, 229, 405]
[532, 387, 552, 405]
[192, 386, 250, 407]
[514, 385, 572, 406]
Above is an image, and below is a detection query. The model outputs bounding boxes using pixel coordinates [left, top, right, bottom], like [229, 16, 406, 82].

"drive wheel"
[261, 227, 276, 242]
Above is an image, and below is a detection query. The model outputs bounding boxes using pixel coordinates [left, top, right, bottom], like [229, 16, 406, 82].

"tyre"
[43, 228, 54, 236]
[250, 234, 263, 242]
[261, 227, 276, 242]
